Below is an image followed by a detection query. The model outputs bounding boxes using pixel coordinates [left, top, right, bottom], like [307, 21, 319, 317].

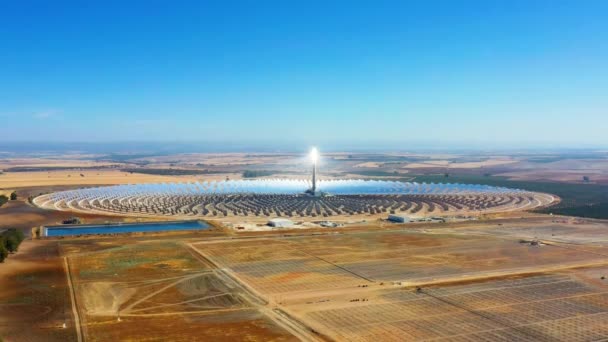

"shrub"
[0, 239, 7, 262]
[4, 235, 19, 253]
[63, 217, 82, 225]
[1, 229, 24, 254]
[0, 195, 7, 207]
[11, 229, 24, 244]
[9, 192, 17, 200]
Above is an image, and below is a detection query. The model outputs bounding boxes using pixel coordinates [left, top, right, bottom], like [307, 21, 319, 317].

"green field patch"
[72, 241, 207, 281]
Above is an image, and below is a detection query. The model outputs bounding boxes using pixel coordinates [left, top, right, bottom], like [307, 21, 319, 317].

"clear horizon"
[1, 1, 607, 147]
[1, 141, 608, 155]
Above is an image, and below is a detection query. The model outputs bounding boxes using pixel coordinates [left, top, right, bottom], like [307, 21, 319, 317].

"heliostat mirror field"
[33, 179, 555, 218]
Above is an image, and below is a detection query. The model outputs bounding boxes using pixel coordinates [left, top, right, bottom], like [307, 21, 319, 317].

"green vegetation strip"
[242, 170, 277, 178]
[348, 170, 404, 177]
[0, 229, 25, 263]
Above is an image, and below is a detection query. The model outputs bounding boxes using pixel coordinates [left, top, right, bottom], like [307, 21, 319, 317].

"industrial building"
[267, 218, 294, 228]
[388, 214, 410, 223]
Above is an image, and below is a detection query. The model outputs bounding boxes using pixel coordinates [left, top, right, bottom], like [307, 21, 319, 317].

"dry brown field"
[0, 157, 118, 170]
[189, 218, 608, 341]
[2, 151, 607, 184]
[496, 169, 608, 183]
[129, 153, 299, 167]
[0, 170, 205, 188]
[0, 233, 298, 341]
[3, 216, 608, 341]
[0, 240, 76, 341]
[61, 238, 296, 341]
[402, 158, 518, 169]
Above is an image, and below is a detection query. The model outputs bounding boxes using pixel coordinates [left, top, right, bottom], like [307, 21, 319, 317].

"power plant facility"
[33, 148, 552, 219]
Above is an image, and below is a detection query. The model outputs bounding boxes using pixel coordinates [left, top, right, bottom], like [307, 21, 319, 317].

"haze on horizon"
[1, 1, 607, 148]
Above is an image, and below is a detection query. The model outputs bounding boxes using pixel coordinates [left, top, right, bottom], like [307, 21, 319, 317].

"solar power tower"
[310, 147, 318, 195]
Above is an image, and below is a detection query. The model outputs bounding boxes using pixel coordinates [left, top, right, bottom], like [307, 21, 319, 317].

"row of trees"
[0, 229, 25, 263]
[242, 170, 275, 178]
[0, 192, 17, 208]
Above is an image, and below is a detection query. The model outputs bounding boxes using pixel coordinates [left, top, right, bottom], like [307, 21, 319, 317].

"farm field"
[58, 237, 297, 341]
[3, 217, 608, 341]
[0, 169, 202, 188]
[190, 220, 608, 341]
[192, 229, 608, 292]
[0, 240, 76, 341]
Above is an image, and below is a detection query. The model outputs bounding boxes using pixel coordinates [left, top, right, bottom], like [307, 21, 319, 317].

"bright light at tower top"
[310, 147, 319, 163]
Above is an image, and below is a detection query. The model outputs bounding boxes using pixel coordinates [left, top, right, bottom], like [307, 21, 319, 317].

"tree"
[63, 217, 82, 224]
[1, 229, 24, 254]
[0, 195, 7, 207]
[0, 239, 7, 262]
[10, 191, 17, 200]
[4, 235, 19, 253]
[10, 229, 24, 244]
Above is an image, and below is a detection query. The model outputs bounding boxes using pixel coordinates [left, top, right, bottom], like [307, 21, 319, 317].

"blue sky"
[1, 1, 607, 148]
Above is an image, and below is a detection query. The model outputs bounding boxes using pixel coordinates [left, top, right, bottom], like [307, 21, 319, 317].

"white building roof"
[268, 218, 294, 227]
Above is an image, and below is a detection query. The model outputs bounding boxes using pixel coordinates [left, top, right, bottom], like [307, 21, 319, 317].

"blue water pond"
[45, 220, 209, 237]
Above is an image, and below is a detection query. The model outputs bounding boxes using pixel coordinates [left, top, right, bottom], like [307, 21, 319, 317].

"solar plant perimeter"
[33, 180, 556, 218]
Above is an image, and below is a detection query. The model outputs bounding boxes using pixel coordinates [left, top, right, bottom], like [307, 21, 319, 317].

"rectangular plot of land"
[300, 274, 608, 342]
[280, 231, 608, 283]
[192, 240, 367, 295]
[192, 231, 608, 341]
[62, 239, 300, 341]
[68, 241, 207, 282]
[193, 229, 608, 294]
